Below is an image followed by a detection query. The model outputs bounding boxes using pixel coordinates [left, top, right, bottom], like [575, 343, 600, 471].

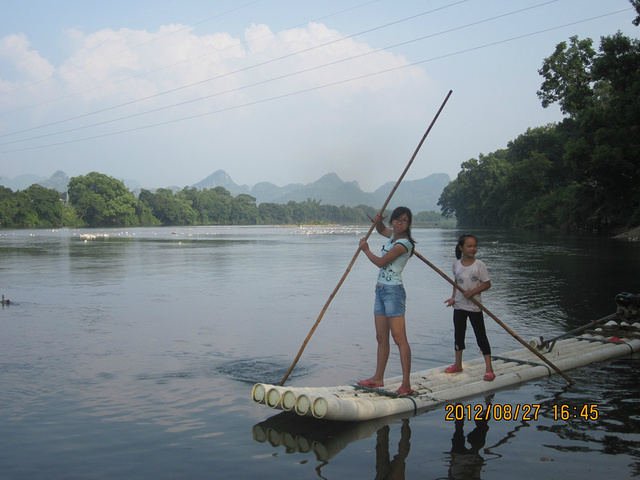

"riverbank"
[612, 226, 640, 241]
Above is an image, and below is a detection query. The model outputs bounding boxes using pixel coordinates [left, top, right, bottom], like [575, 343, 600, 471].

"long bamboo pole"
[412, 250, 575, 385]
[279, 90, 453, 385]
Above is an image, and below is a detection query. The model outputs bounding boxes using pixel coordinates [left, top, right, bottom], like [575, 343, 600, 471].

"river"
[1, 225, 639, 479]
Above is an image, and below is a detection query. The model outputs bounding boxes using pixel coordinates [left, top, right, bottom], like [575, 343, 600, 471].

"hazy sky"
[0, 0, 636, 191]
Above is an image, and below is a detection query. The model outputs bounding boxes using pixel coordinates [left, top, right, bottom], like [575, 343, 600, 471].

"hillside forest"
[0, 174, 446, 228]
[1, 8, 639, 232]
[439, 8, 640, 233]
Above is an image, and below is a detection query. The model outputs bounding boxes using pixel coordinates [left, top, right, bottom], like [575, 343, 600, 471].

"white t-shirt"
[452, 258, 490, 312]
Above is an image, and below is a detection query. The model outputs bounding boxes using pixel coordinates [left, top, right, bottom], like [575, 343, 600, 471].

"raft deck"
[252, 329, 640, 422]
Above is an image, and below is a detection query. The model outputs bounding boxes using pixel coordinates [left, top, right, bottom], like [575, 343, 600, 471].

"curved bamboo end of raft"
[281, 390, 297, 411]
[251, 383, 266, 403]
[312, 397, 329, 419]
[266, 388, 282, 408]
[295, 394, 311, 416]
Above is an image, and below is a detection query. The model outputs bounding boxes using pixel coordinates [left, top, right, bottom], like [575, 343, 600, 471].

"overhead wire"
[0, 0, 264, 99]
[0, 0, 380, 117]
[0, 0, 466, 139]
[0, 7, 630, 155]
[1, 1, 549, 147]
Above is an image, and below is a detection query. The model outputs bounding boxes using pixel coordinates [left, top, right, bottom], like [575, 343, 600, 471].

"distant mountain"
[250, 181, 303, 200]
[37, 170, 70, 192]
[0, 169, 452, 213]
[250, 172, 451, 213]
[0, 173, 46, 191]
[187, 170, 450, 212]
[372, 174, 451, 214]
[120, 178, 142, 191]
[191, 170, 251, 196]
[264, 172, 366, 205]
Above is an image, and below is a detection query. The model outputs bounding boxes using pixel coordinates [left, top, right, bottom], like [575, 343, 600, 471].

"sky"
[0, 0, 637, 192]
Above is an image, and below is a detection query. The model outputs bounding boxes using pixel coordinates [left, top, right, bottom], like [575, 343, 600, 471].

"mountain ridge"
[0, 169, 451, 213]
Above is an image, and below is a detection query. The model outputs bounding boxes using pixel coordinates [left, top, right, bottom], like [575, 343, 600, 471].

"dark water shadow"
[216, 358, 310, 385]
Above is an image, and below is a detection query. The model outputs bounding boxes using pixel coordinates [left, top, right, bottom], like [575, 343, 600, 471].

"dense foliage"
[0, 184, 68, 227]
[137, 186, 385, 226]
[439, 23, 640, 233]
[0, 172, 450, 228]
[68, 172, 142, 227]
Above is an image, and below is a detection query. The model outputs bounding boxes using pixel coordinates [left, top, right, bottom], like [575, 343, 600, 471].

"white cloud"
[3, 0, 630, 191]
[0, 19, 437, 190]
[0, 33, 55, 82]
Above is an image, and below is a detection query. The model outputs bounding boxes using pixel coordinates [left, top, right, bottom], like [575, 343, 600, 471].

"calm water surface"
[1, 226, 639, 479]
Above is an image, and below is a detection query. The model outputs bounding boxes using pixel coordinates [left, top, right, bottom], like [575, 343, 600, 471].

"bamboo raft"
[252, 320, 640, 422]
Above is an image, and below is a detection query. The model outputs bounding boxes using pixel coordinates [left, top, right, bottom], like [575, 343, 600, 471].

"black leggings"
[453, 309, 491, 354]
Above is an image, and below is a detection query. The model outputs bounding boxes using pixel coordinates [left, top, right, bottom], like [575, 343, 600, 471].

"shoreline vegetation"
[438, 24, 640, 235]
[0, 170, 636, 239]
[0, 174, 455, 231]
[612, 226, 640, 242]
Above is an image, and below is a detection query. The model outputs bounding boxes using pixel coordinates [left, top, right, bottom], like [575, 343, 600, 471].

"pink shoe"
[483, 372, 495, 381]
[444, 365, 463, 374]
[357, 379, 383, 388]
[395, 387, 415, 396]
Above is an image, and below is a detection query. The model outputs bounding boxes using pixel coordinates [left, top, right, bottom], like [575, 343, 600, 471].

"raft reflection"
[252, 410, 413, 478]
[252, 395, 499, 479]
[252, 410, 408, 462]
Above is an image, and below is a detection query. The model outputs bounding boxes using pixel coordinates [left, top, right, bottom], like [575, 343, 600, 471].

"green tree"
[230, 194, 258, 224]
[522, 16, 639, 231]
[631, 0, 640, 26]
[438, 153, 510, 227]
[190, 187, 233, 224]
[503, 152, 553, 226]
[537, 35, 598, 116]
[505, 124, 571, 187]
[257, 202, 283, 224]
[138, 188, 196, 225]
[2, 189, 38, 227]
[24, 184, 64, 226]
[0, 186, 19, 227]
[68, 172, 140, 227]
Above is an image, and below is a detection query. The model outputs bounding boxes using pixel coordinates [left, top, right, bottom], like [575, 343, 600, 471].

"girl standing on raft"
[357, 207, 416, 395]
[444, 234, 495, 381]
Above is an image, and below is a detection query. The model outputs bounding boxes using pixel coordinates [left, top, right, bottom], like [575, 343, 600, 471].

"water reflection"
[445, 396, 492, 480]
[536, 358, 640, 466]
[252, 407, 492, 479]
[374, 420, 411, 480]
[251, 369, 640, 479]
[252, 411, 406, 463]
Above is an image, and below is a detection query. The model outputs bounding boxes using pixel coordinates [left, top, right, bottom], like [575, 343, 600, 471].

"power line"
[0, 0, 381, 117]
[17, 0, 558, 144]
[0, 8, 630, 155]
[0, 0, 264, 99]
[0, 1, 550, 147]
[0, 1, 466, 138]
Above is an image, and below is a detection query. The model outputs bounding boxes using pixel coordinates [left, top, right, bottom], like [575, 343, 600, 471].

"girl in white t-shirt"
[444, 234, 495, 381]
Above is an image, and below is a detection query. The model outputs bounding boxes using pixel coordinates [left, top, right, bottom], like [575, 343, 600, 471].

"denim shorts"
[374, 284, 406, 317]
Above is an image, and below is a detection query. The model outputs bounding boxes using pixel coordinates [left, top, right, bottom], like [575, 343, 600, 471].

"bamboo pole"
[412, 250, 575, 385]
[279, 90, 453, 385]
